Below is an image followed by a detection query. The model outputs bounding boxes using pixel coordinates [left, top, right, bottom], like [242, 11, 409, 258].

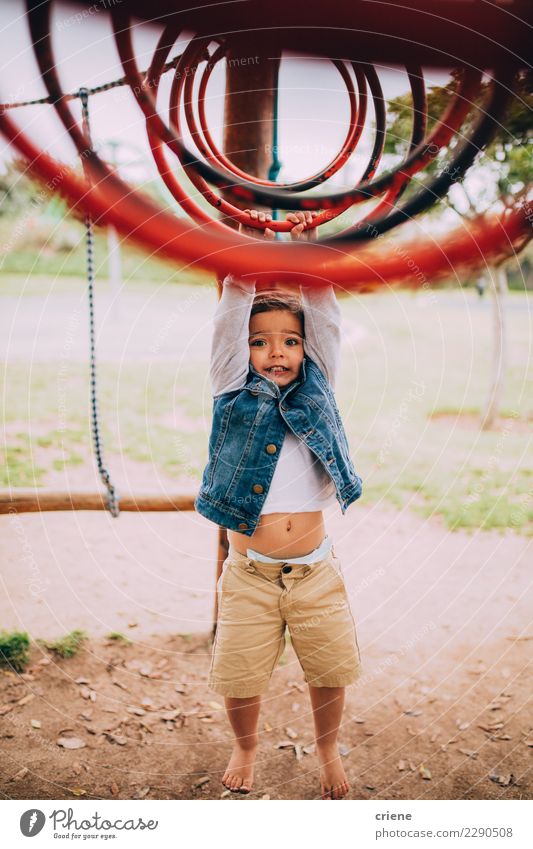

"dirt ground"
[1, 504, 532, 801]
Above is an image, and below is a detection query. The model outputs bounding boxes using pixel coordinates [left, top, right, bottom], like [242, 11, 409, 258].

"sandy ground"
[1, 503, 532, 800]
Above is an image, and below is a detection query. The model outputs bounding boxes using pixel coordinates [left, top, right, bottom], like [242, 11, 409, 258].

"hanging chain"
[0, 51, 184, 111]
[79, 87, 120, 517]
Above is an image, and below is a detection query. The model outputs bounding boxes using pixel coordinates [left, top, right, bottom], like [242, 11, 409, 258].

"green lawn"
[1, 276, 531, 533]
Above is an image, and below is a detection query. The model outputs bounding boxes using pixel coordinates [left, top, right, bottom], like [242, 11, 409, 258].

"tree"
[385, 71, 533, 429]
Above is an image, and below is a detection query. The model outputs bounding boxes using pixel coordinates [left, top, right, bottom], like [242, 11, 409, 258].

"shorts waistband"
[228, 536, 333, 568]
[247, 535, 332, 565]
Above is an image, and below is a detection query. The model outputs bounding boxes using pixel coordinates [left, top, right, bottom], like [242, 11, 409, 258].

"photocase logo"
[20, 809, 46, 836]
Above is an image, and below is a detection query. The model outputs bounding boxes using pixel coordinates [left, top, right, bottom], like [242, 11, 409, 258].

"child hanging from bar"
[195, 210, 363, 800]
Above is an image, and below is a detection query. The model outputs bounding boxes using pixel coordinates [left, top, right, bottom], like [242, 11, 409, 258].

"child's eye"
[250, 339, 266, 347]
[285, 338, 301, 346]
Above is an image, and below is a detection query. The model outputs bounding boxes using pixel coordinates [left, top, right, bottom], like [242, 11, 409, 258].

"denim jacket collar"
[247, 357, 308, 401]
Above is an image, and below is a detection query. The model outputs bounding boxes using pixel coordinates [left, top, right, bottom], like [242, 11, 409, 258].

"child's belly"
[227, 511, 326, 559]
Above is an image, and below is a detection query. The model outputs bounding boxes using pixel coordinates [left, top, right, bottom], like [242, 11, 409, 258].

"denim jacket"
[194, 277, 362, 536]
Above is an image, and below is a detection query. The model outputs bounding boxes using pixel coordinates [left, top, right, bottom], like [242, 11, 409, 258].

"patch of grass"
[39, 629, 88, 658]
[0, 631, 31, 672]
[1, 439, 46, 487]
[52, 452, 85, 471]
[106, 632, 132, 644]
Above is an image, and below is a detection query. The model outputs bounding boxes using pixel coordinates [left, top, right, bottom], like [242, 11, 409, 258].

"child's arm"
[300, 283, 341, 390]
[286, 211, 342, 390]
[210, 210, 274, 397]
[210, 274, 256, 397]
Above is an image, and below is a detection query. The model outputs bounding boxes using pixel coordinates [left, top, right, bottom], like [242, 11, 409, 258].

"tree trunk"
[480, 264, 508, 430]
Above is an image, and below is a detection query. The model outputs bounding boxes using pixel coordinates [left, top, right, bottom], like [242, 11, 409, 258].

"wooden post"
[212, 46, 280, 638]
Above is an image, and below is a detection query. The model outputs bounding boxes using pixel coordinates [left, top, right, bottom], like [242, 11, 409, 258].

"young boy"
[195, 210, 363, 800]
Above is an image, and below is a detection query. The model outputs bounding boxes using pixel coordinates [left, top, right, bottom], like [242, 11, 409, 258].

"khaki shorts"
[208, 544, 362, 698]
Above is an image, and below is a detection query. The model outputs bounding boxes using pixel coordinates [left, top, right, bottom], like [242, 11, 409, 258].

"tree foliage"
[385, 70, 532, 216]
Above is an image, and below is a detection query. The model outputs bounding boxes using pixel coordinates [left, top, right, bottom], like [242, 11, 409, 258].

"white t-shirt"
[260, 430, 338, 514]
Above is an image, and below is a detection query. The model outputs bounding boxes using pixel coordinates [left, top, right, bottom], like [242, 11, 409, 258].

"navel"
[286, 519, 292, 532]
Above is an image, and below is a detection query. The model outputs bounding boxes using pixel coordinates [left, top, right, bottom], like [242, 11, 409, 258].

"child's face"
[248, 310, 304, 387]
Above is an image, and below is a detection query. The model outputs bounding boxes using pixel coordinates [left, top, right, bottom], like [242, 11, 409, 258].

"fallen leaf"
[30, 719, 42, 729]
[111, 679, 129, 691]
[79, 687, 93, 701]
[10, 767, 28, 781]
[192, 776, 210, 789]
[140, 666, 153, 678]
[133, 786, 150, 799]
[261, 794, 271, 800]
[352, 717, 366, 724]
[264, 721, 272, 732]
[105, 733, 128, 746]
[79, 711, 93, 721]
[419, 763, 432, 780]
[404, 709, 423, 717]
[456, 721, 470, 731]
[285, 727, 298, 740]
[339, 743, 350, 757]
[489, 772, 517, 787]
[110, 782, 120, 796]
[75, 677, 90, 685]
[57, 736, 86, 750]
[294, 744, 303, 761]
[365, 784, 376, 791]
[302, 744, 315, 755]
[0, 704, 14, 716]
[459, 749, 478, 759]
[208, 701, 223, 710]
[69, 787, 87, 796]
[291, 702, 300, 713]
[160, 710, 181, 722]
[220, 790, 232, 798]
[72, 762, 83, 776]
[127, 707, 146, 717]
[174, 683, 187, 694]
[17, 693, 35, 706]
[275, 740, 296, 749]
[397, 760, 407, 771]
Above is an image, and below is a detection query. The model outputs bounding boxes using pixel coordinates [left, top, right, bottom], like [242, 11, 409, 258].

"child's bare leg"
[308, 685, 350, 799]
[222, 694, 261, 793]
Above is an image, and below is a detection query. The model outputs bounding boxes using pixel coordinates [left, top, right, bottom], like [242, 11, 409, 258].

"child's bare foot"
[222, 740, 257, 793]
[316, 743, 351, 799]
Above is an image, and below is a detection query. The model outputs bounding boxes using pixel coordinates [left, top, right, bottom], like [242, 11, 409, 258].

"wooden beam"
[0, 489, 197, 514]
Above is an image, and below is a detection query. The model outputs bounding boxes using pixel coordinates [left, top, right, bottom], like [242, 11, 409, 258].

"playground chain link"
[79, 87, 120, 518]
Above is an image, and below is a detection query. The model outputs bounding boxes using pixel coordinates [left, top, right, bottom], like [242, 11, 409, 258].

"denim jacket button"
[266, 444, 277, 454]
[252, 484, 264, 494]
[238, 522, 248, 531]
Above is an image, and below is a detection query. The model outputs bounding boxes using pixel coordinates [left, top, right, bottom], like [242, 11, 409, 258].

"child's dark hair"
[251, 291, 304, 328]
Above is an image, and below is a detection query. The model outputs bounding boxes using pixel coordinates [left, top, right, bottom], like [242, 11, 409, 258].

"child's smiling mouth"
[265, 365, 290, 375]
